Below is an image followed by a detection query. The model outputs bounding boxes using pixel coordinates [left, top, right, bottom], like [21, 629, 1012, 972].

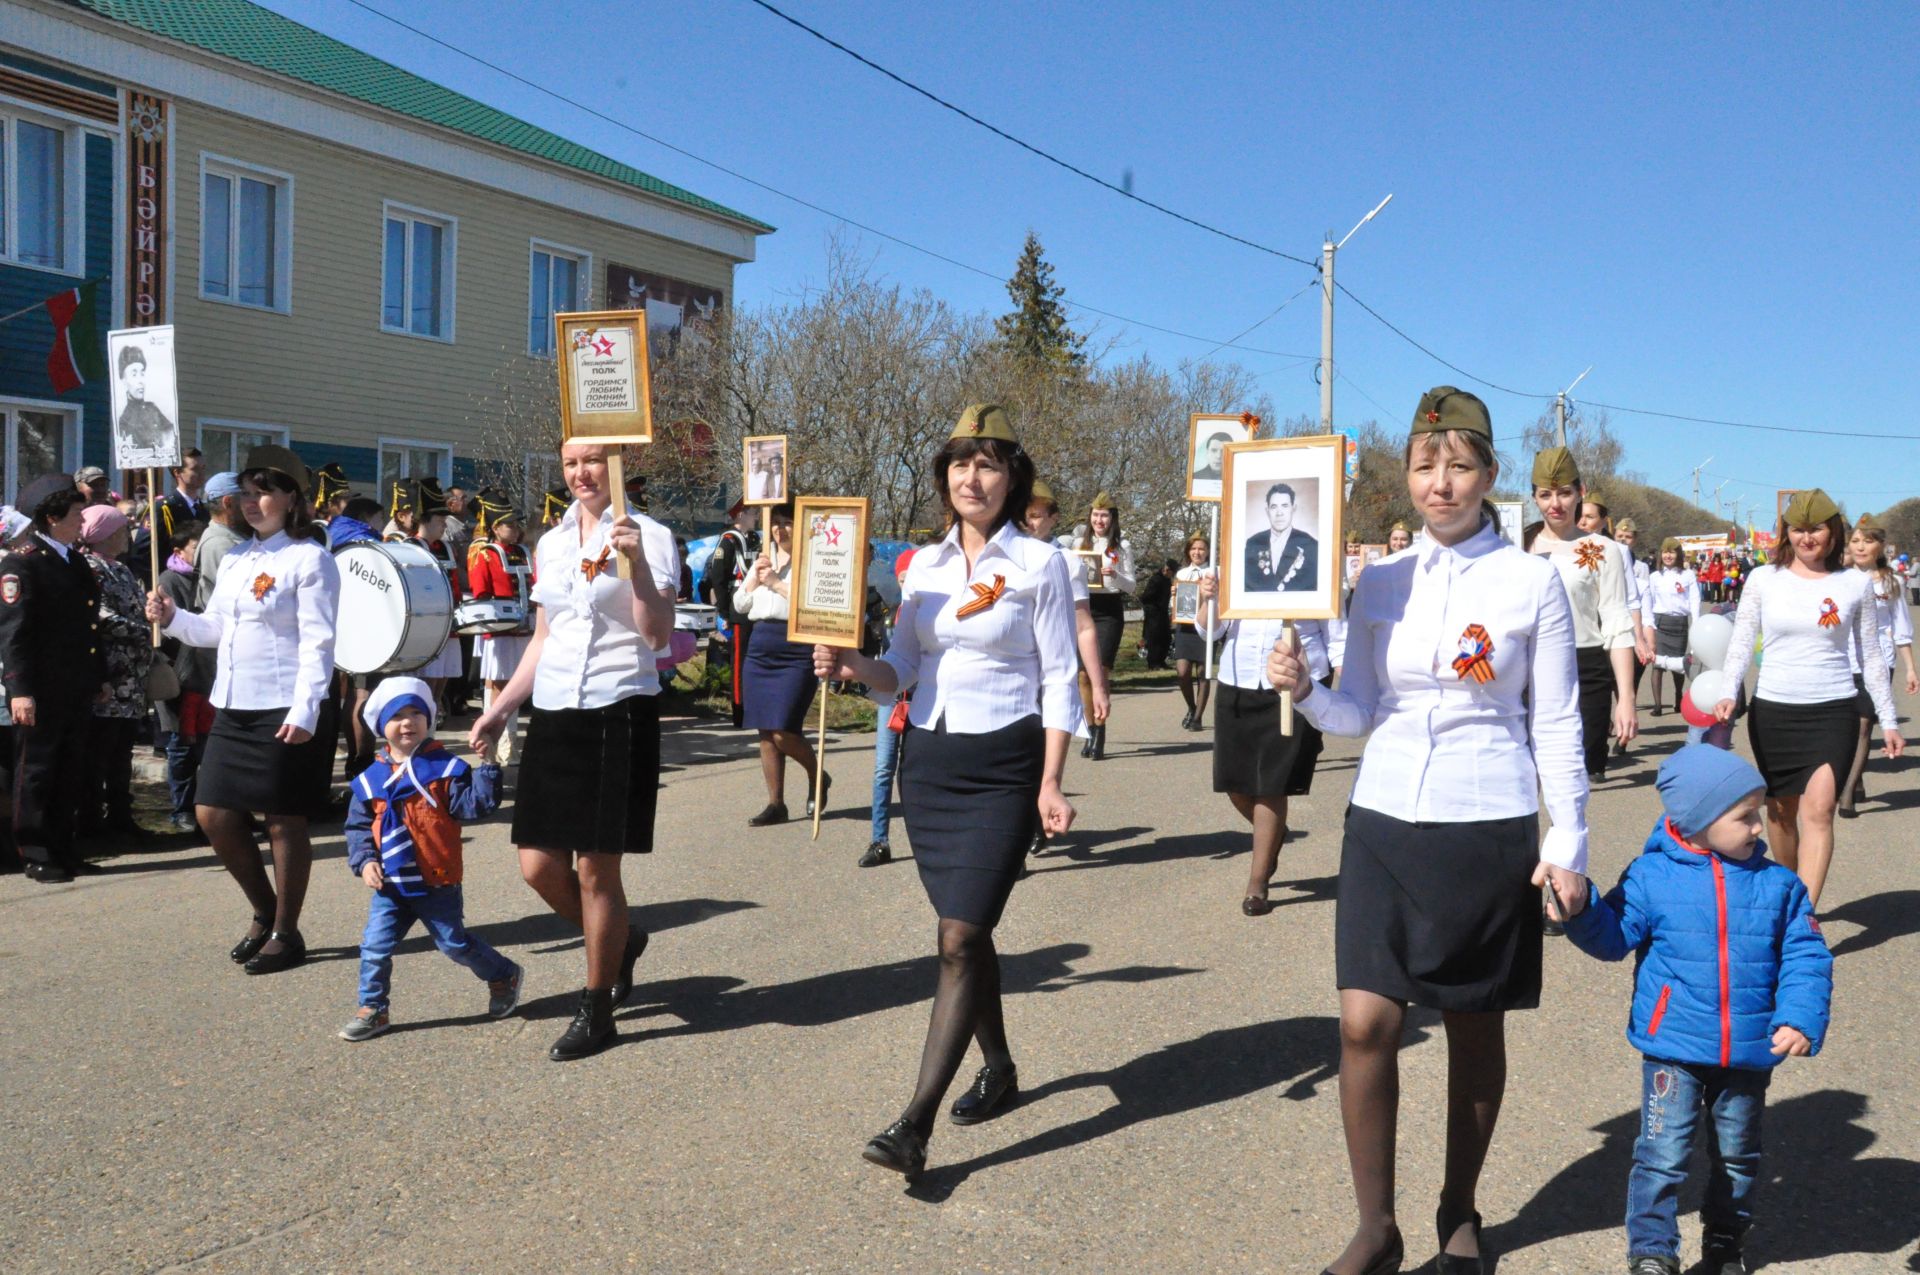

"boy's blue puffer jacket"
[1564, 818, 1833, 1070]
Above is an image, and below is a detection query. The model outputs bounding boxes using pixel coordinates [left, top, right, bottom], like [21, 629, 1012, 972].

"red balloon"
[1679, 688, 1715, 728]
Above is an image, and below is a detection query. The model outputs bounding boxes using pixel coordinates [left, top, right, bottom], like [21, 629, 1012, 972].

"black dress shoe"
[1321, 1230, 1404, 1275]
[1436, 1206, 1485, 1274]
[609, 928, 651, 1006]
[805, 772, 833, 818]
[1241, 895, 1273, 916]
[550, 987, 617, 1060]
[747, 802, 789, 827]
[861, 1117, 927, 1175]
[1180, 709, 1195, 730]
[24, 862, 73, 884]
[244, 931, 306, 975]
[229, 915, 273, 964]
[858, 840, 892, 868]
[1091, 724, 1107, 760]
[949, 1064, 1019, 1124]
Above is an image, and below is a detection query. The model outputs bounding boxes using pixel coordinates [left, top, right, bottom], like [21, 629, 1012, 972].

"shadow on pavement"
[1485, 1089, 1920, 1270]
[1819, 890, 1920, 959]
[305, 897, 761, 968]
[905, 1014, 1409, 1202]
[592, 941, 1202, 1039]
[1034, 828, 1247, 872]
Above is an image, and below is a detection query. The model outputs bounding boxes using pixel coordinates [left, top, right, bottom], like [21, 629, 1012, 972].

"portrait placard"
[1218, 435, 1345, 621]
[1492, 500, 1527, 547]
[1363, 544, 1388, 568]
[1186, 412, 1255, 503]
[1173, 580, 1201, 624]
[742, 435, 789, 506]
[554, 310, 653, 444]
[1345, 549, 1364, 585]
[107, 325, 181, 470]
[1070, 549, 1104, 593]
[788, 496, 871, 648]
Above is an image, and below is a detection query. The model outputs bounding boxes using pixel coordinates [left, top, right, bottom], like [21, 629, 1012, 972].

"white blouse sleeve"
[1527, 569, 1590, 872]
[1296, 582, 1379, 737]
[1895, 589, 1915, 648]
[1597, 541, 1636, 649]
[164, 594, 225, 649]
[1687, 575, 1701, 623]
[1034, 552, 1086, 735]
[879, 577, 925, 693]
[1110, 540, 1137, 594]
[1856, 589, 1899, 731]
[1720, 569, 1765, 696]
[287, 546, 340, 734]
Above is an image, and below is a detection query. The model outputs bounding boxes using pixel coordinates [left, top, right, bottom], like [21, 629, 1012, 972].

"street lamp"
[1320, 194, 1393, 432]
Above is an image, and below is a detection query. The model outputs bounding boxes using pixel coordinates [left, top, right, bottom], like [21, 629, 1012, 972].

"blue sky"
[268, 0, 1919, 519]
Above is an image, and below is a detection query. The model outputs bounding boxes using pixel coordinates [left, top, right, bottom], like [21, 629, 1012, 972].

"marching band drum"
[332, 539, 456, 675]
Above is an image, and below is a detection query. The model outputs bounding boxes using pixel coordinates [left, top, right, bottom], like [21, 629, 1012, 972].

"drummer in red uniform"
[465, 490, 535, 763]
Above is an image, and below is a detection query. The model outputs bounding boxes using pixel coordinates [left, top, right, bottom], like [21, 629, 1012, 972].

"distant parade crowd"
[1, 389, 1911, 1275]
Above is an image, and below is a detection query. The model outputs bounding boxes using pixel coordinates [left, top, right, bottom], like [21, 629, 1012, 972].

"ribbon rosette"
[1817, 598, 1840, 628]
[1452, 623, 1497, 683]
[1573, 542, 1605, 573]
[581, 546, 613, 581]
[955, 574, 1007, 620]
[250, 573, 276, 602]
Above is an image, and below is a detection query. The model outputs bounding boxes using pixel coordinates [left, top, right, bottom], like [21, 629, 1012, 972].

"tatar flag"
[44, 281, 104, 394]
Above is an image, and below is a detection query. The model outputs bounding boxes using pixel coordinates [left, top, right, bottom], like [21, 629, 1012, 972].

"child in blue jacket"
[1562, 744, 1832, 1275]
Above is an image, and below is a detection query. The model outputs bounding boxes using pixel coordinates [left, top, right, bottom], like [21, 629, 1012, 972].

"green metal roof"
[68, 0, 774, 233]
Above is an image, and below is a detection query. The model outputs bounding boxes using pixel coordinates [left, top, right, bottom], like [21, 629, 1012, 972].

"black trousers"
[83, 715, 139, 825]
[1142, 612, 1172, 668]
[1576, 646, 1616, 778]
[12, 695, 94, 870]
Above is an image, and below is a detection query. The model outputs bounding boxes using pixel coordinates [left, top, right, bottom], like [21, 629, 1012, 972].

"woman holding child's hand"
[1263, 389, 1593, 1275]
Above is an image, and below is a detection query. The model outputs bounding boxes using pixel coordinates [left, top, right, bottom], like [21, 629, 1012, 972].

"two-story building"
[1, 0, 770, 512]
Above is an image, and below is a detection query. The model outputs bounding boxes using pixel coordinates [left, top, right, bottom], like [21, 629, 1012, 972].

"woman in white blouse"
[1715, 491, 1903, 907]
[1170, 536, 1214, 730]
[1525, 449, 1638, 780]
[813, 404, 1082, 1179]
[734, 502, 824, 826]
[1645, 538, 1700, 714]
[1268, 388, 1589, 1275]
[147, 446, 339, 975]
[1839, 512, 1918, 817]
[471, 441, 680, 1061]
[1071, 492, 1134, 760]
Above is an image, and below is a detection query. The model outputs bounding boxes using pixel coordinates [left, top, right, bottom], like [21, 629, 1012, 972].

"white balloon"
[1689, 613, 1734, 670]
[1688, 668, 1729, 712]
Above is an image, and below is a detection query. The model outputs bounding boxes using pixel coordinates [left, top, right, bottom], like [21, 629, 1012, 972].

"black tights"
[901, 918, 1010, 1139]
[1177, 661, 1211, 719]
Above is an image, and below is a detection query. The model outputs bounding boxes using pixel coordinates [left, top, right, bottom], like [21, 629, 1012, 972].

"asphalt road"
[3, 671, 1916, 1273]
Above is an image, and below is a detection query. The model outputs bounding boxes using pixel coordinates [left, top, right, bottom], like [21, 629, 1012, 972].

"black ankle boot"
[949, 1063, 1019, 1124]
[549, 988, 617, 1061]
[1091, 723, 1106, 760]
[1080, 733, 1094, 759]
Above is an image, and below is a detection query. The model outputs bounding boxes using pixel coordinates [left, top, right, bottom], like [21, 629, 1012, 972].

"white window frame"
[197, 152, 294, 313]
[195, 418, 290, 474]
[378, 437, 453, 494]
[0, 394, 81, 505]
[527, 238, 591, 355]
[379, 200, 457, 342]
[0, 101, 86, 275]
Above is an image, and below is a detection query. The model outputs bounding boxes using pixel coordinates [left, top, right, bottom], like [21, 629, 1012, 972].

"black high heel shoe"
[1435, 1205, 1484, 1274]
[1321, 1229, 1403, 1275]
[243, 930, 306, 975]
[229, 915, 273, 964]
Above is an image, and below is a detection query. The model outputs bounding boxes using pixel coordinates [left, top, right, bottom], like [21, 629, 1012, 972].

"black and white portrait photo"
[1185, 413, 1254, 503]
[1218, 435, 1344, 621]
[107, 325, 180, 470]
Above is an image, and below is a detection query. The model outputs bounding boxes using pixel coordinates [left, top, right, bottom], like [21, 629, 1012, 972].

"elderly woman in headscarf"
[78, 503, 154, 837]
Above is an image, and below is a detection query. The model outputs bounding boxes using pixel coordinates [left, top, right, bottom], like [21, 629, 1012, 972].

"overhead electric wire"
[741, 0, 1320, 269]
[340, 0, 1316, 363]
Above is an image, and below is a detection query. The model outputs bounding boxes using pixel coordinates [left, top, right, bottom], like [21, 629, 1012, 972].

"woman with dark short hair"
[813, 404, 1082, 1177]
[736, 500, 825, 826]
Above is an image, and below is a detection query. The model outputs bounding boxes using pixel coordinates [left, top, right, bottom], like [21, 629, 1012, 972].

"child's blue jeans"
[357, 885, 513, 1012]
[1627, 1057, 1770, 1260]
[870, 721, 901, 845]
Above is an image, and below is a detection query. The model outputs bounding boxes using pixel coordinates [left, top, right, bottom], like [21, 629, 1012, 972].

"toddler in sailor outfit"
[1561, 745, 1833, 1275]
[338, 677, 521, 1041]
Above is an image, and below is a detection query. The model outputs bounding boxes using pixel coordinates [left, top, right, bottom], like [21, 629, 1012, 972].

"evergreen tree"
[996, 232, 1086, 368]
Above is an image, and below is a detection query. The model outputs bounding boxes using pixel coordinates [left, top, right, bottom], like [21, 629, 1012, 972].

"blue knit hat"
[1657, 744, 1766, 838]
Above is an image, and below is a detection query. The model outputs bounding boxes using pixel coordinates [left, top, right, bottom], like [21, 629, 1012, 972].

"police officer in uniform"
[0, 474, 110, 882]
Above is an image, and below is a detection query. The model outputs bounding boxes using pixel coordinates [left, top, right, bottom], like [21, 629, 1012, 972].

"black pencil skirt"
[1748, 695, 1857, 799]
[512, 694, 660, 854]
[1335, 804, 1544, 1012]
[1575, 645, 1616, 777]
[196, 701, 339, 819]
[898, 714, 1045, 928]
[1212, 681, 1323, 798]
[1088, 594, 1126, 668]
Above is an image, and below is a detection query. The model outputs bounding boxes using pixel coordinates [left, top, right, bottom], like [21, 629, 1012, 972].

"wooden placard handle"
[147, 467, 163, 647]
[811, 682, 828, 841]
[1278, 620, 1296, 736]
[605, 450, 633, 580]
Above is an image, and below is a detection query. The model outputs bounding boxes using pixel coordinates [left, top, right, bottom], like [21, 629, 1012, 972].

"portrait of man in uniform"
[107, 325, 181, 470]
[1216, 434, 1342, 622]
[1242, 481, 1320, 593]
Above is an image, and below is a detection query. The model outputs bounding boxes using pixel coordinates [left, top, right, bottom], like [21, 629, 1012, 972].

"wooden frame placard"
[1217, 434, 1345, 621]
[554, 309, 653, 445]
[742, 434, 789, 506]
[787, 495, 871, 648]
[1186, 412, 1256, 503]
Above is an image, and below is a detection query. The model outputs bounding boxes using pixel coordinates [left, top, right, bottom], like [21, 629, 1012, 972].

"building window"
[528, 242, 587, 355]
[378, 439, 452, 501]
[201, 156, 292, 311]
[198, 420, 289, 474]
[1, 399, 77, 504]
[381, 204, 456, 340]
[2, 109, 81, 273]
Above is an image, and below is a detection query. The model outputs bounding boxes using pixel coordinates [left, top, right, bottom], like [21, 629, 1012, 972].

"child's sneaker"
[338, 1008, 390, 1041]
[1627, 1259, 1678, 1275]
[488, 963, 524, 1019]
[1699, 1227, 1748, 1275]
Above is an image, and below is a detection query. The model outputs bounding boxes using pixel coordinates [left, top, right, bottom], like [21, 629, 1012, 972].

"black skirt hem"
[511, 695, 660, 853]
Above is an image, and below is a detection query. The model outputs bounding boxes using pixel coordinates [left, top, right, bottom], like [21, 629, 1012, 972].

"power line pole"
[1691, 456, 1714, 509]
[1554, 368, 1592, 448]
[1319, 194, 1393, 435]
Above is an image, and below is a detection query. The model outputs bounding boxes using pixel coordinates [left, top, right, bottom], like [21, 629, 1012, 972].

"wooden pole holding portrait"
[145, 468, 163, 646]
[554, 309, 654, 580]
[787, 496, 871, 841]
[1216, 435, 1345, 736]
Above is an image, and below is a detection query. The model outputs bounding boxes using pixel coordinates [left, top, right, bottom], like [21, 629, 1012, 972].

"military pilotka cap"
[952, 403, 1015, 441]
[1855, 511, 1883, 533]
[243, 444, 311, 496]
[1030, 479, 1057, 506]
[1411, 386, 1492, 439]
[1531, 446, 1581, 490]
[1783, 488, 1839, 527]
[1661, 537, 1683, 554]
[1091, 490, 1119, 513]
